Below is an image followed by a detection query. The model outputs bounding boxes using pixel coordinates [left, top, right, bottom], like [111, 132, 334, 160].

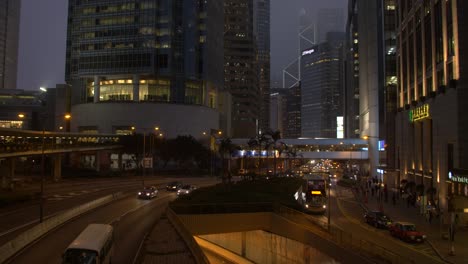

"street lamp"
[19, 113, 70, 223]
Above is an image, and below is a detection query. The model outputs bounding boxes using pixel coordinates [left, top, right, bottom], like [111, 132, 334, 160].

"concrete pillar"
[95, 151, 101, 172]
[93, 75, 100, 103]
[133, 74, 140, 102]
[1, 158, 15, 189]
[118, 153, 123, 171]
[52, 154, 62, 182]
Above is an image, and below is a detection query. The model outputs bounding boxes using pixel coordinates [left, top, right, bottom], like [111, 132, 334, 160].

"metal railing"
[170, 202, 274, 215]
[274, 205, 414, 264]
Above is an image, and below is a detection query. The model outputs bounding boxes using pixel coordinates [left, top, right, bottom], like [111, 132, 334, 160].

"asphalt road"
[0, 177, 216, 245]
[321, 184, 445, 264]
[7, 177, 217, 264]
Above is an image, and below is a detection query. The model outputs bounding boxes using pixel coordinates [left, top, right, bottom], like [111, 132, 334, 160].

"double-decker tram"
[303, 174, 328, 214]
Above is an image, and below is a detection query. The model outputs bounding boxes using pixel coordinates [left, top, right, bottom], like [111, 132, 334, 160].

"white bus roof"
[67, 224, 113, 252]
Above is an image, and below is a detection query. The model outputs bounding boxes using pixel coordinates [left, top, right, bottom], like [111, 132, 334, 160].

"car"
[177, 185, 197, 196]
[364, 211, 392, 229]
[138, 186, 158, 199]
[166, 181, 182, 191]
[389, 222, 426, 243]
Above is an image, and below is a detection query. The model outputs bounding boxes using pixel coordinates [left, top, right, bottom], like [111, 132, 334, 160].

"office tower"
[270, 85, 301, 139]
[0, 0, 21, 89]
[224, 0, 258, 138]
[254, 0, 271, 134]
[66, 0, 223, 136]
[394, 0, 468, 211]
[316, 8, 344, 44]
[344, 0, 360, 138]
[301, 33, 345, 139]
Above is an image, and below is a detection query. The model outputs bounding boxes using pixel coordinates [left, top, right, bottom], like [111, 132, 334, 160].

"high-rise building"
[270, 85, 301, 139]
[224, 0, 258, 138]
[0, 0, 21, 89]
[394, 0, 468, 212]
[344, 0, 360, 138]
[254, 0, 270, 134]
[316, 8, 344, 44]
[301, 33, 345, 139]
[66, 0, 223, 137]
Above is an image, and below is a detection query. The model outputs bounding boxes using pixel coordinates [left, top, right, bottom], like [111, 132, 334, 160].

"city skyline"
[16, 0, 347, 91]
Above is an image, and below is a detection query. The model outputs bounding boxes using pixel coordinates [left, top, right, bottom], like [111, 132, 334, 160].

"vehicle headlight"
[410, 236, 415, 240]
[305, 204, 309, 208]
[172, 186, 176, 189]
[138, 192, 142, 195]
[146, 193, 150, 196]
[186, 191, 189, 194]
[322, 205, 326, 209]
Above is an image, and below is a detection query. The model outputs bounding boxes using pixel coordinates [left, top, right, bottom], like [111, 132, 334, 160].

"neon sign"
[409, 104, 430, 122]
[302, 49, 315, 56]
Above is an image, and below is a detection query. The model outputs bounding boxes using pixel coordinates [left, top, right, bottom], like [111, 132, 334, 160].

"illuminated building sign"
[302, 49, 315, 56]
[409, 104, 430, 122]
[311, 191, 322, 195]
[449, 171, 468, 184]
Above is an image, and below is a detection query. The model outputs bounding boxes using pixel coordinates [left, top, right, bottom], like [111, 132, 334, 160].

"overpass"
[0, 128, 123, 188]
[230, 138, 370, 160]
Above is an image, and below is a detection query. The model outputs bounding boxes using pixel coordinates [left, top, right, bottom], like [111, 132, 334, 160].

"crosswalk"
[47, 188, 101, 201]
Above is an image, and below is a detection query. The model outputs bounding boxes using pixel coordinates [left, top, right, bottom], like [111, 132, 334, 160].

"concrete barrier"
[166, 207, 209, 264]
[0, 192, 124, 263]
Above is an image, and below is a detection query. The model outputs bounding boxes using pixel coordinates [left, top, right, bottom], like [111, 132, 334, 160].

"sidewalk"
[354, 187, 468, 264]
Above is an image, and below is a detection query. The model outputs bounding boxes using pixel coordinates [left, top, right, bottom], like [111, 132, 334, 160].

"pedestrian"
[428, 210, 433, 223]
[392, 192, 396, 206]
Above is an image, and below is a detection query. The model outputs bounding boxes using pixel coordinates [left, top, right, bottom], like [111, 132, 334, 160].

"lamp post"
[209, 129, 222, 178]
[19, 112, 70, 223]
[132, 126, 161, 187]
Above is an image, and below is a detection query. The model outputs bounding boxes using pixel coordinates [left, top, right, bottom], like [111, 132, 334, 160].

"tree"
[265, 129, 282, 176]
[218, 138, 238, 184]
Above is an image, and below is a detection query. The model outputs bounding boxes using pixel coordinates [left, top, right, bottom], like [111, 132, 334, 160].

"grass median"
[170, 177, 304, 213]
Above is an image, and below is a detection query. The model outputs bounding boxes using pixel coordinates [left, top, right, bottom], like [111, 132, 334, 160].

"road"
[309, 183, 445, 264]
[3, 177, 218, 264]
[0, 177, 215, 245]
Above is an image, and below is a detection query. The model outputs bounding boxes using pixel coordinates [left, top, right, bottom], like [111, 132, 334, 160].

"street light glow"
[154, 127, 160, 131]
[39, 87, 47, 92]
[363, 135, 369, 140]
[64, 114, 72, 120]
[18, 114, 25, 118]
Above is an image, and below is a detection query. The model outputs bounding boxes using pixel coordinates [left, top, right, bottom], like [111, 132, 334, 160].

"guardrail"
[166, 207, 209, 264]
[275, 204, 413, 264]
[0, 192, 125, 263]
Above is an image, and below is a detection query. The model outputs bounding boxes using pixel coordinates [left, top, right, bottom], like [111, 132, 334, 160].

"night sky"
[16, 0, 347, 90]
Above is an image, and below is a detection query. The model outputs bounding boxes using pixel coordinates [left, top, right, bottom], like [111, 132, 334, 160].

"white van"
[62, 224, 114, 264]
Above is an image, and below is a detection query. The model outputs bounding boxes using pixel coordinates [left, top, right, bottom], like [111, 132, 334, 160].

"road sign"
[143, 157, 153, 169]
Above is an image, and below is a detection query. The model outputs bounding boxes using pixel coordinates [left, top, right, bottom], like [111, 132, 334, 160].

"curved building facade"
[71, 102, 219, 138]
[65, 0, 224, 137]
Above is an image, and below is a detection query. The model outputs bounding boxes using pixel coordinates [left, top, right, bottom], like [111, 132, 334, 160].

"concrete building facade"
[394, 0, 468, 212]
[224, 0, 258, 138]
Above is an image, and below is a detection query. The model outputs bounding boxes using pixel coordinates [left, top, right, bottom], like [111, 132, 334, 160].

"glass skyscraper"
[0, 0, 21, 89]
[65, 0, 223, 107]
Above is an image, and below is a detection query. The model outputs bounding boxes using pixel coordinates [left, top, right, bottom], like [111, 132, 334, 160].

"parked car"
[364, 211, 392, 229]
[138, 186, 158, 199]
[166, 181, 183, 191]
[177, 185, 197, 196]
[389, 222, 426, 243]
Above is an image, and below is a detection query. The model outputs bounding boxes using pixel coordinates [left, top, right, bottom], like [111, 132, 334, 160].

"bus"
[62, 224, 114, 264]
[303, 174, 328, 214]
